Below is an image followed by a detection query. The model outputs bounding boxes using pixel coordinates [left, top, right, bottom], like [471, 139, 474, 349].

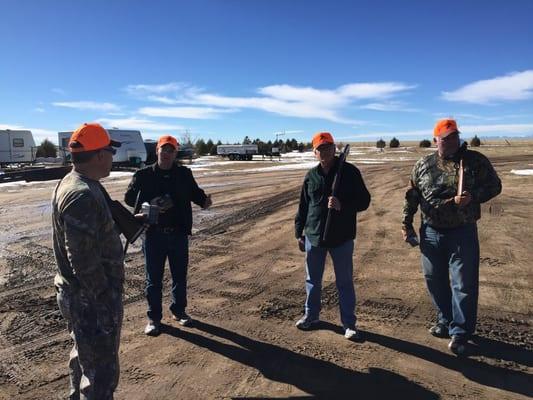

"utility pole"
[274, 130, 285, 143]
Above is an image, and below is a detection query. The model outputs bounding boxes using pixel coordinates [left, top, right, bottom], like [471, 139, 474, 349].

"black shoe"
[429, 323, 449, 338]
[448, 335, 467, 356]
[172, 312, 192, 327]
[144, 320, 161, 336]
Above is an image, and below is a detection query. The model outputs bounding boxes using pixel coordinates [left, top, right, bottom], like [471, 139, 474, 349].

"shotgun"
[122, 190, 144, 255]
[322, 144, 350, 243]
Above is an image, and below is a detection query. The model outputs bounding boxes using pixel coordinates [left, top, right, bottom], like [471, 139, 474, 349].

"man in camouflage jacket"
[52, 123, 124, 399]
[402, 119, 501, 355]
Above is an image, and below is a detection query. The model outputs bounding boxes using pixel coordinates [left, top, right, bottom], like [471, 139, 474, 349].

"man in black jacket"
[125, 135, 212, 336]
[294, 132, 370, 340]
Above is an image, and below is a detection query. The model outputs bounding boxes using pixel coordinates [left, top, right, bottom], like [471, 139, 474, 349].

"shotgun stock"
[101, 187, 144, 245]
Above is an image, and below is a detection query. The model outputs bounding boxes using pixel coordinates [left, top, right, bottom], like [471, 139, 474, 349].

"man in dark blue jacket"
[125, 135, 212, 336]
[294, 132, 370, 340]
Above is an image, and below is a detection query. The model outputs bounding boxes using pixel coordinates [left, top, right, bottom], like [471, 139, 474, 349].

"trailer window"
[13, 138, 24, 147]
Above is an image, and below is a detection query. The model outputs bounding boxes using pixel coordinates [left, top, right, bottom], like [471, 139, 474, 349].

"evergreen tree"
[389, 137, 400, 148]
[376, 138, 386, 149]
[195, 139, 208, 155]
[419, 139, 432, 148]
[206, 139, 215, 155]
[36, 138, 57, 157]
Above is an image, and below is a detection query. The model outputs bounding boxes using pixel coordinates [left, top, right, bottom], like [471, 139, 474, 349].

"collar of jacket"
[151, 162, 178, 173]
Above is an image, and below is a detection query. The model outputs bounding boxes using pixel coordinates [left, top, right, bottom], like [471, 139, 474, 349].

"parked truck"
[58, 128, 147, 167]
[0, 130, 36, 166]
[217, 144, 258, 161]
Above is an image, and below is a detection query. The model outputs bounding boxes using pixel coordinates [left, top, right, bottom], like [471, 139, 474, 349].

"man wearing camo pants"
[52, 123, 124, 399]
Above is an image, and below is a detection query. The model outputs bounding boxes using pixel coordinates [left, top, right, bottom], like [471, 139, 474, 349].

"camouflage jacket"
[52, 171, 124, 307]
[402, 145, 502, 229]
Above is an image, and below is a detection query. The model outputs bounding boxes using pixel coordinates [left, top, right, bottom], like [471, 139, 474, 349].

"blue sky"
[1, 0, 532, 144]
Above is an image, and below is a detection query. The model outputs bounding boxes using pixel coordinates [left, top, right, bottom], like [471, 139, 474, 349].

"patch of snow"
[510, 169, 533, 176]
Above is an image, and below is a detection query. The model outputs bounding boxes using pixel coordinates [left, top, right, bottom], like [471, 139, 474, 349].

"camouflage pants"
[56, 286, 123, 400]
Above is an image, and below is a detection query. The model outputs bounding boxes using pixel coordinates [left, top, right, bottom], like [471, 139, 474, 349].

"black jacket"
[295, 158, 371, 248]
[124, 163, 207, 235]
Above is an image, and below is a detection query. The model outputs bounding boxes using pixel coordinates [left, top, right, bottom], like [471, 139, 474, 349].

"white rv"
[0, 130, 36, 165]
[58, 128, 147, 167]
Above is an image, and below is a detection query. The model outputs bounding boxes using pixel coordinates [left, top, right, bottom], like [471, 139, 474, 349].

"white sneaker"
[144, 321, 161, 336]
[295, 316, 320, 330]
[344, 328, 361, 340]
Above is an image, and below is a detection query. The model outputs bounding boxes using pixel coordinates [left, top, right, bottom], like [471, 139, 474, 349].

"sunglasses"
[101, 147, 117, 155]
[159, 146, 177, 154]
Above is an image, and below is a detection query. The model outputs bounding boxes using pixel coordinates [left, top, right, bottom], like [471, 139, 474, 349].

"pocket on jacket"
[308, 183, 324, 205]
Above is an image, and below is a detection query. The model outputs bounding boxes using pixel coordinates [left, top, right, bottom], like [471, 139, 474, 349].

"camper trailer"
[0, 130, 36, 165]
[217, 144, 258, 161]
[58, 128, 147, 167]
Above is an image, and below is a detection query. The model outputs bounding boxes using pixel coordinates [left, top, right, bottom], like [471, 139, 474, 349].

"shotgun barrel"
[457, 158, 464, 195]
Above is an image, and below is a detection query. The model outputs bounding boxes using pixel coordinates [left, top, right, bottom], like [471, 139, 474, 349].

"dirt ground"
[0, 143, 531, 399]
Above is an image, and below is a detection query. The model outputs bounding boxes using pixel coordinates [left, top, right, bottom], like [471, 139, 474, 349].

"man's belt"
[150, 226, 178, 234]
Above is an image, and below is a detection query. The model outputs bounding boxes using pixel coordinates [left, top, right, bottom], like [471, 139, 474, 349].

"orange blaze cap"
[157, 135, 179, 150]
[312, 132, 334, 149]
[69, 123, 120, 152]
[434, 119, 460, 138]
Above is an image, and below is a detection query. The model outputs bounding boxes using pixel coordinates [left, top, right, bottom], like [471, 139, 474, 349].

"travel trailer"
[0, 130, 36, 165]
[217, 144, 258, 161]
[58, 128, 147, 167]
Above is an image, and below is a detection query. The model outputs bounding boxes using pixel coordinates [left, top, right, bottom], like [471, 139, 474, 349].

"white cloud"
[433, 112, 530, 122]
[146, 96, 181, 105]
[33, 107, 46, 113]
[138, 106, 238, 119]
[52, 88, 66, 95]
[126, 81, 415, 124]
[257, 85, 343, 105]
[125, 83, 204, 103]
[360, 101, 419, 112]
[337, 82, 416, 99]
[53, 101, 121, 112]
[32, 128, 58, 143]
[0, 123, 25, 130]
[125, 82, 186, 95]
[194, 92, 359, 124]
[442, 70, 533, 104]
[96, 117, 185, 132]
[461, 123, 533, 135]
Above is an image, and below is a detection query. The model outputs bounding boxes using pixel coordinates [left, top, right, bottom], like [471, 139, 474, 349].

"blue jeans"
[143, 230, 189, 322]
[420, 223, 479, 338]
[304, 238, 356, 329]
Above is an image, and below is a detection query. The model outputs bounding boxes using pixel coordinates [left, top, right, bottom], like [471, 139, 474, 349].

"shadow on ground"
[161, 320, 438, 399]
[363, 330, 533, 398]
